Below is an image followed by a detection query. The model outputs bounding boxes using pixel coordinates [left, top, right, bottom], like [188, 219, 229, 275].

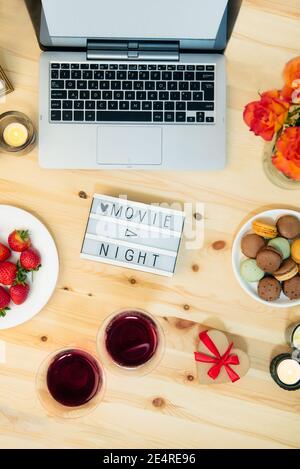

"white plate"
[0, 205, 59, 329]
[232, 209, 300, 308]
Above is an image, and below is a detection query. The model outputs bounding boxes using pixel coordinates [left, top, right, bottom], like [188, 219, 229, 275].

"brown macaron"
[283, 275, 300, 300]
[241, 233, 266, 259]
[277, 215, 300, 239]
[256, 246, 282, 273]
[274, 258, 299, 281]
[258, 277, 281, 302]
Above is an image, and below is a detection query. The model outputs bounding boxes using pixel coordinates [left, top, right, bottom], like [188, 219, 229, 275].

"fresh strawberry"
[0, 286, 10, 316]
[0, 243, 11, 262]
[20, 248, 41, 271]
[10, 283, 30, 305]
[8, 230, 31, 252]
[0, 262, 17, 285]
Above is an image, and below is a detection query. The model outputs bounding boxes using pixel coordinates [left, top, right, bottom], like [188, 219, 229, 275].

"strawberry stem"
[0, 307, 10, 317]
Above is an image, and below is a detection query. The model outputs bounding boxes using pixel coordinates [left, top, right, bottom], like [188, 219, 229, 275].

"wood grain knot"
[192, 264, 199, 272]
[63, 286, 69, 291]
[183, 304, 190, 311]
[40, 336, 48, 342]
[212, 240, 226, 250]
[78, 191, 88, 199]
[187, 374, 194, 382]
[193, 212, 202, 221]
[129, 277, 137, 284]
[175, 319, 195, 329]
[88, 293, 92, 297]
[152, 397, 165, 408]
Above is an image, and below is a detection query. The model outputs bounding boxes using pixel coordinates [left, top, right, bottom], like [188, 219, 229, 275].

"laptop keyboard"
[49, 63, 215, 124]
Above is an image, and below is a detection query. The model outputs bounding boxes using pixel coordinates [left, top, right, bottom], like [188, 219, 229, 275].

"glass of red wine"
[97, 309, 165, 376]
[36, 347, 105, 418]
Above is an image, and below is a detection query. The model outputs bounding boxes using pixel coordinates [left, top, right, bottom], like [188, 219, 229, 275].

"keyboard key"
[97, 111, 151, 121]
[105, 70, 115, 80]
[51, 80, 64, 89]
[142, 101, 152, 110]
[125, 91, 135, 100]
[176, 112, 186, 122]
[164, 112, 174, 122]
[114, 91, 124, 100]
[165, 102, 174, 110]
[111, 81, 121, 90]
[179, 82, 188, 90]
[187, 116, 195, 122]
[119, 101, 129, 110]
[193, 92, 203, 101]
[77, 80, 87, 89]
[139, 71, 149, 80]
[90, 63, 99, 69]
[162, 72, 172, 80]
[51, 110, 61, 120]
[63, 100, 72, 109]
[51, 70, 59, 79]
[176, 101, 186, 110]
[196, 72, 214, 80]
[80, 90, 90, 99]
[122, 81, 132, 90]
[148, 65, 157, 70]
[128, 71, 138, 80]
[109, 64, 118, 70]
[184, 72, 194, 80]
[138, 64, 147, 70]
[99, 64, 108, 69]
[177, 65, 185, 70]
[187, 65, 195, 70]
[190, 82, 200, 90]
[94, 71, 104, 79]
[85, 101, 95, 109]
[100, 81, 109, 89]
[206, 116, 214, 122]
[167, 82, 177, 90]
[60, 70, 70, 79]
[173, 72, 183, 80]
[187, 102, 214, 111]
[129, 64, 137, 70]
[80, 64, 89, 69]
[151, 71, 160, 80]
[119, 64, 127, 70]
[71, 63, 79, 69]
[158, 65, 166, 70]
[88, 81, 98, 89]
[131, 101, 140, 110]
[71, 70, 81, 79]
[74, 111, 84, 120]
[196, 112, 204, 122]
[61, 64, 70, 69]
[108, 101, 118, 109]
[103, 91, 112, 99]
[206, 65, 215, 71]
[156, 82, 166, 90]
[196, 65, 205, 70]
[136, 91, 146, 100]
[134, 81, 144, 90]
[62, 110, 72, 120]
[117, 71, 127, 80]
[167, 65, 176, 70]
[51, 100, 61, 109]
[91, 91, 102, 99]
[201, 82, 214, 100]
[159, 91, 169, 100]
[83, 70, 92, 79]
[74, 101, 84, 109]
[170, 92, 180, 100]
[182, 92, 191, 101]
[51, 90, 67, 99]
[85, 111, 95, 121]
[153, 112, 163, 121]
[51, 63, 60, 69]
[97, 101, 107, 109]
[153, 102, 163, 110]
[145, 81, 155, 90]
[148, 91, 157, 100]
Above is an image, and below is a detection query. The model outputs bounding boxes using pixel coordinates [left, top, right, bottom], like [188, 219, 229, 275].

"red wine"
[105, 311, 159, 367]
[47, 349, 101, 407]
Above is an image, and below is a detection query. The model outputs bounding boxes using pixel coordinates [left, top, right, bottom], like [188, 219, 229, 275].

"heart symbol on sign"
[100, 203, 109, 213]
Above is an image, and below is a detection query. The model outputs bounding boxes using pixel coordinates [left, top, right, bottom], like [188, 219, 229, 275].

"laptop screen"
[41, 0, 228, 47]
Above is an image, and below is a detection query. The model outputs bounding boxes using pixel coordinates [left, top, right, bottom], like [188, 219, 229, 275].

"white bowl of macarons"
[232, 209, 300, 307]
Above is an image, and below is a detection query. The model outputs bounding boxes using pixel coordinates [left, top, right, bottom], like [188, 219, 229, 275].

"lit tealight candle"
[3, 122, 28, 147]
[277, 358, 300, 385]
[292, 324, 300, 349]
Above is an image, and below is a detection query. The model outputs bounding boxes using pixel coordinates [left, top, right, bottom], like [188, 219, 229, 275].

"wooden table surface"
[0, 0, 299, 449]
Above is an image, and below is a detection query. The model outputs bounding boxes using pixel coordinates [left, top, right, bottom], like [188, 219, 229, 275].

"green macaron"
[240, 259, 265, 282]
[268, 237, 291, 260]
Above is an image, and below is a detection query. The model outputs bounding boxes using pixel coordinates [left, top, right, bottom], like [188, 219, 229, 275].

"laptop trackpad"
[97, 126, 162, 165]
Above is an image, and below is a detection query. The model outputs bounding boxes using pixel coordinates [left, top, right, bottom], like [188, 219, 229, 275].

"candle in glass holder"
[285, 323, 300, 349]
[270, 353, 300, 391]
[3, 122, 28, 147]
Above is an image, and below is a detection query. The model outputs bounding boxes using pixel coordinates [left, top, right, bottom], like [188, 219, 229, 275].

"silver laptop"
[39, 0, 233, 169]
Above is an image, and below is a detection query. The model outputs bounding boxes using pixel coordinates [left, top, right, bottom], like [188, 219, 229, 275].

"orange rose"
[281, 56, 300, 101]
[272, 126, 300, 180]
[243, 90, 289, 141]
